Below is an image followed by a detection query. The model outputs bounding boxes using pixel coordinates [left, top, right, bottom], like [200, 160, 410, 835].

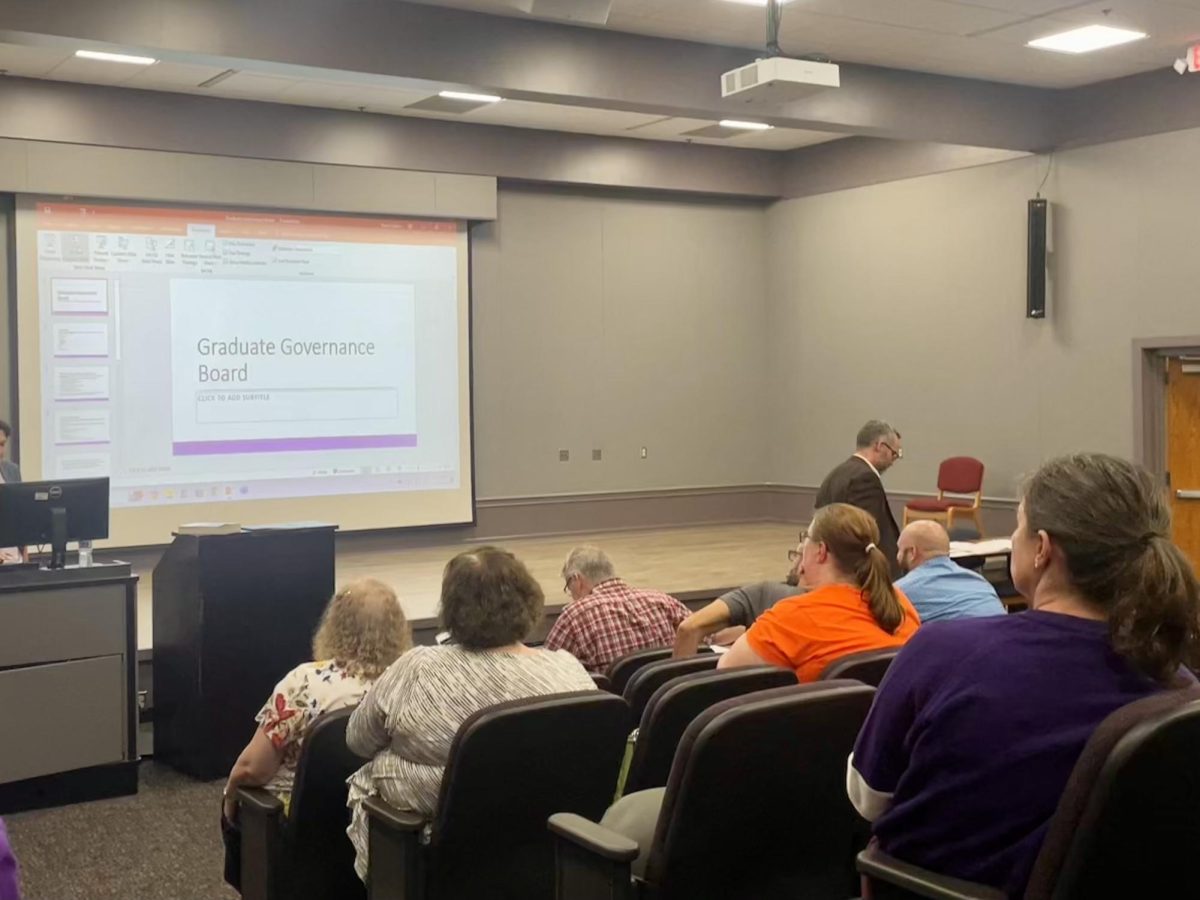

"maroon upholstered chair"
[903, 457, 985, 537]
[551, 680, 876, 900]
[857, 684, 1200, 899]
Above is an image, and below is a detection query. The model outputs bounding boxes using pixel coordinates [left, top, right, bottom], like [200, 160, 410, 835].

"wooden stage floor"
[133, 522, 802, 649]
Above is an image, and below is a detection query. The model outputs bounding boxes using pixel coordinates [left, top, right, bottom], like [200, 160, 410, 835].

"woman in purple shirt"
[848, 453, 1199, 897]
[0, 819, 21, 900]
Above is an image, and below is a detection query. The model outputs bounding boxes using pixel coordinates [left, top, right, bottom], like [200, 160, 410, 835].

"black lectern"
[152, 525, 336, 779]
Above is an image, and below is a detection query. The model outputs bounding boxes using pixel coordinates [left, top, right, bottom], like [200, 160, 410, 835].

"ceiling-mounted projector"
[721, 57, 840, 104]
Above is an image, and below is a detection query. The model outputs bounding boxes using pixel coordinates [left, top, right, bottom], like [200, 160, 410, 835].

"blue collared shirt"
[894, 555, 1006, 624]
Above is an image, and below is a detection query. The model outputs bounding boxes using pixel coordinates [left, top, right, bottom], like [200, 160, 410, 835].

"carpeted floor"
[5, 762, 239, 900]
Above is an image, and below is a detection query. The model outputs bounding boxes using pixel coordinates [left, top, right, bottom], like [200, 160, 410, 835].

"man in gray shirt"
[672, 531, 805, 657]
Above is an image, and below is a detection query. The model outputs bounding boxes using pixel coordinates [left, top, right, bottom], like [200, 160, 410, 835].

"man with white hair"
[816, 420, 904, 577]
[545, 545, 693, 673]
[895, 520, 1005, 623]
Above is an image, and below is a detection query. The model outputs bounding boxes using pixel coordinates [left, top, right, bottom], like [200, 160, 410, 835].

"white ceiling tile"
[466, 99, 664, 132]
[799, 0, 1024, 36]
[122, 62, 231, 90]
[43, 56, 148, 86]
[201, 72, 296, 99]
[0, 44, 70, 77]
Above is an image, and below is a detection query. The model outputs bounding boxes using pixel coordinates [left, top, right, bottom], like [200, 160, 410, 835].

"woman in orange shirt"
[718, 503, 920, 681]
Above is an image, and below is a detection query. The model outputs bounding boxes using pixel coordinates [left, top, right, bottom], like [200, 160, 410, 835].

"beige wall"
[472, 186, 770, 499]
[766, 125, 1200, 500]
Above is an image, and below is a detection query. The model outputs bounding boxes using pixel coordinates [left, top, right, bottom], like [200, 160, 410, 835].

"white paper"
[949, 538, 1013, 557]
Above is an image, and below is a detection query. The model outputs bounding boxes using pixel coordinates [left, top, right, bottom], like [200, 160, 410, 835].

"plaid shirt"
[544, 578, 691, 674]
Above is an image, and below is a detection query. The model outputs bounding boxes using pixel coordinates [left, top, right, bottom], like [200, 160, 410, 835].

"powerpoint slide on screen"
[32, 202, 468, 510]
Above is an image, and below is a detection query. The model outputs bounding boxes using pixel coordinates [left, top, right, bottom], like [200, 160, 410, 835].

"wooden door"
[1166, 358, 1200, 569]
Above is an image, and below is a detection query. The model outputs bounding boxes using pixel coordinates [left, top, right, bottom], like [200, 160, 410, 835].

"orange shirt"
[745, 583, 921, 682]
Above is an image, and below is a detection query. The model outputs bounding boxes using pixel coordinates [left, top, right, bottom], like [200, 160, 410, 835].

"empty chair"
[622, 665, 797, 796]
[591, 672, 614, 692]
[608, 646, 710, 695]
[364, 690, 628, 900]
[903, 457, 985, 537]
[551, 680, 876, 900]
[237, 708, 368, 900]
[857, 686, 1200, 899]
[621, 655, 719, 724]
[819, 648, 900, 687]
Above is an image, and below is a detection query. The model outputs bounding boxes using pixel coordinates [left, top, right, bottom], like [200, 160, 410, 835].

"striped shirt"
[545, 578, 692, 673]
[345, 644, 595, 878]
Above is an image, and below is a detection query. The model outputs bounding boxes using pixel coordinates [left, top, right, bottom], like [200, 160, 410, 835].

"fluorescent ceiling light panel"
[74, 49, 157, 65]
[438, 90, 502, 103]
[719, 119, 774, 130]
[1027, 25, 1146, 54]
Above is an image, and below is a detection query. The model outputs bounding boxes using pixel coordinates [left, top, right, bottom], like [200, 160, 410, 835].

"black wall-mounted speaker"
[1027, 198, 1048, 319]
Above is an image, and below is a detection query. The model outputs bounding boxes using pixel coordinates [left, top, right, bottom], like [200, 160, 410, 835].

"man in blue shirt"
[894, 521, 1004, 622]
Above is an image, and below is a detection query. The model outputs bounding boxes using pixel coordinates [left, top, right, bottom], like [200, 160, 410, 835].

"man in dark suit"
[816, 420, 903, 577]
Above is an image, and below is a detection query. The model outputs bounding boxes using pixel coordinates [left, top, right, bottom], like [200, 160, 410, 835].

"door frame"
[1133, 336, 1200, 482]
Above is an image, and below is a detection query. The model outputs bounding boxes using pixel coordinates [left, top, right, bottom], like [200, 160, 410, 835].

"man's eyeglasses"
[881, 441, 903, 460]
[787, 531, 809, 561]
[562, 573, 575, 594]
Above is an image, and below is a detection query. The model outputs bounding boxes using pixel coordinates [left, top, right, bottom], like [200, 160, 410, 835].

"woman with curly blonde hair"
[221, 578, 410, 889]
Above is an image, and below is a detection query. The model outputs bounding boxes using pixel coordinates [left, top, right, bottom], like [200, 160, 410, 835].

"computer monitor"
[0, 477, 110, 569]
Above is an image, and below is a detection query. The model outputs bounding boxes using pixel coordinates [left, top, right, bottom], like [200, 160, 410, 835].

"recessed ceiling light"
[438, 90, 503, 104]
[719, 119, 774, 131]
[74, 49, 157, 65]
[1027, 25, 1146, 54]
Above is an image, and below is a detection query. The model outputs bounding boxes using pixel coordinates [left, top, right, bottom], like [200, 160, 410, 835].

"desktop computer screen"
[0, 477, 110, 568]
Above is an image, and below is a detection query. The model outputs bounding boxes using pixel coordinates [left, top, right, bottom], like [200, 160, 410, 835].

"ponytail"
[1108, 536, 1200, 683]
[1023, 453, 1200, 685]
[858, 545, 904, 634]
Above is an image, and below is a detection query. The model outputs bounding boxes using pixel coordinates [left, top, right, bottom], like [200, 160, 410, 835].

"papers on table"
[949, 538, 1013, 558]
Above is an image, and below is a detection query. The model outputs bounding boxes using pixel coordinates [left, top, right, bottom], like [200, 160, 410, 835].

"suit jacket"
[0, 460, 19, 484]
[815, 456, 901, 578]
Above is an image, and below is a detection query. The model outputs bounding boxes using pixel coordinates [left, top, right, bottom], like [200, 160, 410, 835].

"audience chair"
[857, 685, 1200, 900]
[819, 648, 901, 687]
[591, 672, 614, 692]
[551, 680, 876, 900]
[903, 457, 985, 537]
[607, 646, 711, 696]
[621, 655, 720, 725]
[237, 708, 368, 900]
[365, 690, 628, 900]
[622, 665, 797, 796]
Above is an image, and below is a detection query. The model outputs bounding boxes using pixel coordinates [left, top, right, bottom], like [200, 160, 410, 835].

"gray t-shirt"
[719, 581, 801, 626]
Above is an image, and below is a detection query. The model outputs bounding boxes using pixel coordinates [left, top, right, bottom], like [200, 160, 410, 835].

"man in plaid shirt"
[544, 545, 693, 673]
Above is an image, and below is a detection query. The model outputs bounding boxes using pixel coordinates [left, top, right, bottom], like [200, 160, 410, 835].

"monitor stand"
[48, 506, 68, 570]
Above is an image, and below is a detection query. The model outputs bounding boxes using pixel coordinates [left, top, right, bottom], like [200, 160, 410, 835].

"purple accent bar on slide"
[173, 434, 417, 455]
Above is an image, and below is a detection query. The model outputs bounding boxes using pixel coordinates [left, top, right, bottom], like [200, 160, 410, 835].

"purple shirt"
[853, 611, 1169, 897]
[0, 819, 20, 900]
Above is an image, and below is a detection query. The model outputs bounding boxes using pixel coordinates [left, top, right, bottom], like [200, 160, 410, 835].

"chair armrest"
[237, 787, 285, 900]
[548, 813, 639, 862]
[365, 796, 426, 900]
[548, 813, 637, 900]
[857, 846, 1007, 900]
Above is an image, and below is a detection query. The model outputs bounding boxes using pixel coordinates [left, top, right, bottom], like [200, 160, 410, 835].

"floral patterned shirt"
[255, 659, 373, 806]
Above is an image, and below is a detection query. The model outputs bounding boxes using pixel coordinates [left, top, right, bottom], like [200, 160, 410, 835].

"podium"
[152, 525, 336, 779]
